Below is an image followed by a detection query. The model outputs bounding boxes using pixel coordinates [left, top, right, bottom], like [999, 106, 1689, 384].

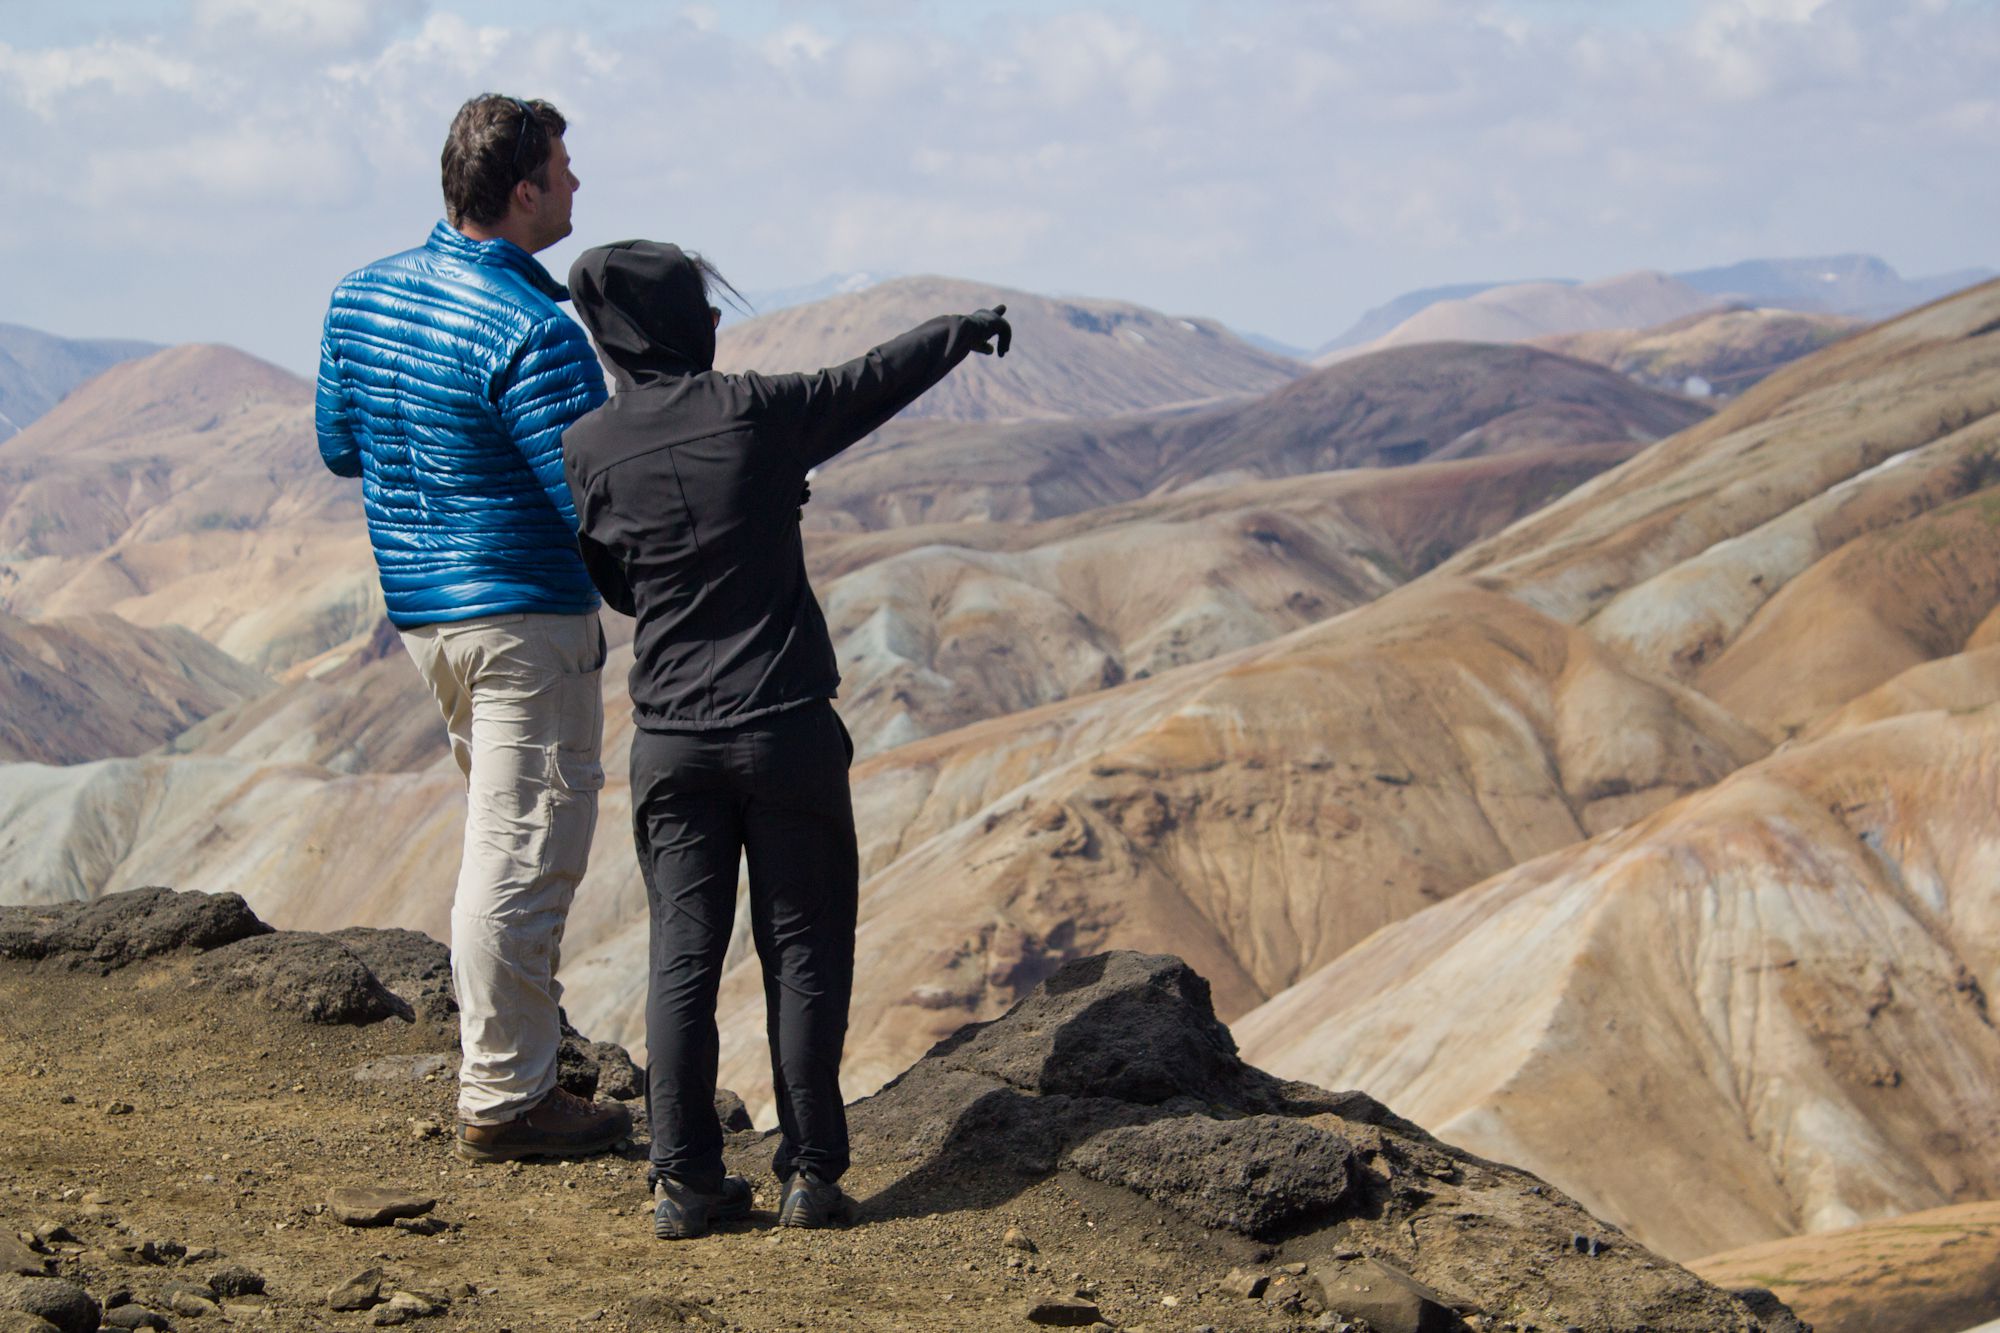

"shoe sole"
[655, 1193, 752, 1241]
[453, 1127, 627, 1165]
[778, 1197, 853, 1229]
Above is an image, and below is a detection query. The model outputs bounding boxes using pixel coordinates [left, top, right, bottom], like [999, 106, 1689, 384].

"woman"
[562, 240, 1011, 1239]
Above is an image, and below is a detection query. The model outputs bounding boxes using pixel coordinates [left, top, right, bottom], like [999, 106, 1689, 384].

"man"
[315, 93, 628, 1163]
[561, 239, 1011, 1238]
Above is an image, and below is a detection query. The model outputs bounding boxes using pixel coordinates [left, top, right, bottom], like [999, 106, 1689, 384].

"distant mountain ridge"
[0, 323, 158, 442]
[715, 275, 1303, 423]
[1317, 254, 1994, 359]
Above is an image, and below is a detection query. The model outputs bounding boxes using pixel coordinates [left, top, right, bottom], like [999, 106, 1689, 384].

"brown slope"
[1232, 707, 2000, 1263]
[0, 609, 270, 764]
[690, 579, 1768, 1110]
[806, 342, 1708, 530]
[0, 344, 376, 671]
[1447, 277, 2000, 633]
[715, 275, 1302, 421]
[1690, 1201, 2000, 1333]
[1535, 305, 1861, 396]
[816, 445, 1638, 755]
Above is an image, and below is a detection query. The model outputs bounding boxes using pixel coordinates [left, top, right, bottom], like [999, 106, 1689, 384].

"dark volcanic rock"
[206, 1265, 266, 1298]
[851, 950, 1805, 1333]
[330, 928, 455, 1021]
[557, 1033, 646, 1102]
[0, 1276, 100, 1333]
[0, 888, 269, 973]
[714, 1087, 753, 1132]
[192, 934, 400, 1024]
[1067, 1113, 1353, 1235]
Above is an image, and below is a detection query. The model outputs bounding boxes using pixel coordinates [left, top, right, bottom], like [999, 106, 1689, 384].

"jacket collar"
[426, 220, 570, 302]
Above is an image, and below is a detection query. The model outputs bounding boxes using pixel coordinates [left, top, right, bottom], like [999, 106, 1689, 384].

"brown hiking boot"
[454, 1087, 632, 1163]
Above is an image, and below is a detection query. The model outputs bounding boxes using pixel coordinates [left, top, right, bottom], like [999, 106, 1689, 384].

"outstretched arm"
[751, 306, 1012, 470]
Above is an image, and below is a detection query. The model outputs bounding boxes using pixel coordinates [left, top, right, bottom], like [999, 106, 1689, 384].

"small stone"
[55, 1096, 73, 1106]
[1264, 1274, 1306, 1311]
[408, 1119, 445, 1142]
[327, 1268, 386, 1312]
[385, 1291, 445, 1317]
[392, 1216, 448, 1236]
[1279, 1262, 1309, 1276]
[1005, 1253, 1024, 1270]
[100, 1308, 168, 1331]
[369, 1307, 409, 1327]
[1025, 1297, 1101, 1327]
[1570, 1233, 1607, 1258]
[207, 1265, 266, 1298]
[182, 1247, 218, 1265]
[1002, 1226, 1038, 1253]
[1220, 1268, 1267, 1299]
[1160, 1294, 1180, 1307]
[27, 1227, 70, 1250]
[169, 1291, 220, 1318]
[103, 1103, 134, 1117]
[327, 1188, 435, 1227]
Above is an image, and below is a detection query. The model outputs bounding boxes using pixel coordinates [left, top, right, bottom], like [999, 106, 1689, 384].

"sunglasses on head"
[507, 97, 543, 185]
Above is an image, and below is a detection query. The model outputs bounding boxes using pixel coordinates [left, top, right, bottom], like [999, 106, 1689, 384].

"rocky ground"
[0, 890, 1806, 1333]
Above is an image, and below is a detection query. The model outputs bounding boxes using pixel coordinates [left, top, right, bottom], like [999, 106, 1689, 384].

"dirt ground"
[0, 954, 1323, 1333]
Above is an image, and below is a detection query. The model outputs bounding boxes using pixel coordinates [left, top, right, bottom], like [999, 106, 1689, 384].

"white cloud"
[0, 38, 197, 118]
[192, 0, 425, 54]
[0, 0, 1993, 365]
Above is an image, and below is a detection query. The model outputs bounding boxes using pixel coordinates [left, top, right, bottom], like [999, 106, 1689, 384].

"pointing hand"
[966, 303, 1011, 358]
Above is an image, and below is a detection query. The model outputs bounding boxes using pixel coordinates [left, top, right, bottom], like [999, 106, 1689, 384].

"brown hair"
[440, 94, 567, 229]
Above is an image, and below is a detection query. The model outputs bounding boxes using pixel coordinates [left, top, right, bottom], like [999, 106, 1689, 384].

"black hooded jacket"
[563, 241, 996, 732]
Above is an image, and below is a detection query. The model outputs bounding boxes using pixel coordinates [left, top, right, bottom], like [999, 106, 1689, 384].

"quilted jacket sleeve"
[314, 311, 362, 479]
[495, 314, 607, 530]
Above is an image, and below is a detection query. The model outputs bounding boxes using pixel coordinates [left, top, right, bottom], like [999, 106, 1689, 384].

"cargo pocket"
[551, 619, 607, 790]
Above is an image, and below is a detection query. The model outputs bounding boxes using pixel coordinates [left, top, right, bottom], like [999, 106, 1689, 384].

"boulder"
[0, 1277, 99, 1333]
[714, 1087, 753, 1132]
[192, 934, 399, 1024]
[1067, 1113, 1353, 1236]
[0, 888, 268, 973]
[330, 927, 455, 1021]
[849, 951, 1807, 1332]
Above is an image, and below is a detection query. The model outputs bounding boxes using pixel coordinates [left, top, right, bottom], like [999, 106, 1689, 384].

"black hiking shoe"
[778, 1171, 854, 1229]
[653, 1174, 753, 1240]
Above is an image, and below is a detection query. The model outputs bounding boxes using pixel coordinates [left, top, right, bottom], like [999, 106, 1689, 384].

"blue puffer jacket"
[315, 221, 606, 628]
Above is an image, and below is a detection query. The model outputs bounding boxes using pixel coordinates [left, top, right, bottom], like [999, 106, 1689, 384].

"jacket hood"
[568, 240, 715, 389]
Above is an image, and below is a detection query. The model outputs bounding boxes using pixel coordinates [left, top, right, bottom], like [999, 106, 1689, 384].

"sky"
[3, 0, 1996, 374]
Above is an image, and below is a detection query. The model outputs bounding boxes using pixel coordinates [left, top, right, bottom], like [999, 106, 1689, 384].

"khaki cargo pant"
[400, 612, 606, 1125]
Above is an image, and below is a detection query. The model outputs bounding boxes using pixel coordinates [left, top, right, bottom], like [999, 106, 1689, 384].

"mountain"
[804, 341, 1709, 530]
[1677, 254, 1996, 319]
[0, 344, 375, 671]
[816, 444, 1641, 754]
[723, 270, 885, 325]
[1319, 271, 1725, 365]
[1691, 1201, 2000, 1333]
[1315, 279, 1536, 357]
[715, 275, 1303, 421]
[0, 609, 270, 765]
[0, 323, 157, 443]
[1232, 705, 2000, 1263]
[1533, 305, 1861, 397]
[1315, 256, 1993, 364]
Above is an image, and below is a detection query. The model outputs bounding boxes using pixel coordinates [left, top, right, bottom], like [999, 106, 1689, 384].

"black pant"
[631, 699, 858, 1193]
